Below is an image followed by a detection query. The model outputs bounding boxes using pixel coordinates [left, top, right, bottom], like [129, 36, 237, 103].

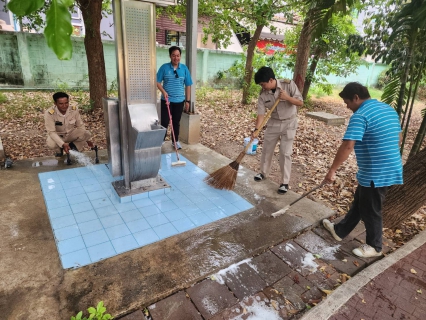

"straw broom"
[204, 98, 281, 190]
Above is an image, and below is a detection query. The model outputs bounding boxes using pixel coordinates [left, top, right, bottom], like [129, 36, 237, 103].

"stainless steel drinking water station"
[102, 0, 178, 198]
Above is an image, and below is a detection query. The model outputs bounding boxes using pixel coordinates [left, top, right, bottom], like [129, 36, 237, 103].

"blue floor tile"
[125, 218, 150, 233]
[71, 201, 94, 214]
[68, 194, 90, 205]
[189, 212, 212, 226]
[78, 219, 104, 234]
[74, 210, 98, 224]
[54, 224, 81, 241]
[57, 236, 86, 255]
[105, 224, 131, 240]
[154, 200, 178, 212]
[204, 208, 228, 221]
[87, 242, 116, 262]
[145, 213, 169, 228]
[153, 223, 179, 239]
[61, 249, 91, 269]
[65, 186, 87, 197]
[39, 156, 254, 269]
[82, 229, 109, 247]
[111, 235, 138, 253]
[100, 214, 125, 229]
[91, 197, 113, 209]
[162, 208, 186, 222]
[133, 228, 160, 246]
[86, 190, 108, 201]
[51, 215, 77, 229]
[119, 209, 143, 223]
[171, 217, 196, 232]
[95, 205, 119, 218]
[139, 204, 161, 218]
[48, 206, 73, 219]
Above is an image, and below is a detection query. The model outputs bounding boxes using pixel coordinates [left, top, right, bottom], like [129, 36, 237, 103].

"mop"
[166, 97, 186, 166]
[271, 182, 324, 218]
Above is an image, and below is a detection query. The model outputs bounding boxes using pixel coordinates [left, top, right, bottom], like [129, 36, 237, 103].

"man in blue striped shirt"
[322, 82, 403, 258]
[157, 46, 193, 150]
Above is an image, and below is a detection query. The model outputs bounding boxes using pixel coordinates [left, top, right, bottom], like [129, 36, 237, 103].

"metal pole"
[113, 0, 130, 189]
[186, 0, 198, 113]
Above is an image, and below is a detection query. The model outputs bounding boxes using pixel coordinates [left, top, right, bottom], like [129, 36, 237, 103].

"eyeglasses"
[173, 70, 179, 78]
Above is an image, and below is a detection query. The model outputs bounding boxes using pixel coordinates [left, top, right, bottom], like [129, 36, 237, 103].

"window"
[165, 30, 186, 47]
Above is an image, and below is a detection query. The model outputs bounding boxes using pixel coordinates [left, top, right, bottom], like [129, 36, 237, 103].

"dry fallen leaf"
[342, 259, 347, 262]
[410, 269, 417, 274]
[361, 299, 366, 303]
[417, 289, 422, 294]
[321, 289, 333, 295]
[353, 261, 360, 267]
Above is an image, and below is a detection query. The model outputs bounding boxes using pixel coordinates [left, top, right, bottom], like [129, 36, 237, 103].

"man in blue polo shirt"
[157, 46, 193, 150]
[322, 82, 403, 258]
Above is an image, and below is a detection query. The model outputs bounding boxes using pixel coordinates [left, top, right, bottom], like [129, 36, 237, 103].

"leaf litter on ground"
[0, 89, 425, 246]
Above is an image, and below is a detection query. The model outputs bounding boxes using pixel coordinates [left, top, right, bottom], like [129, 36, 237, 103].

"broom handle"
[243, 97, 282, 154]
[288, 182, 325, 206]
[165, 97, 180, 160]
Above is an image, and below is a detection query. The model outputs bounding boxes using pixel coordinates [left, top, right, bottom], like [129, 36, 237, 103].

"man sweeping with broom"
[252, 66, 303, 194]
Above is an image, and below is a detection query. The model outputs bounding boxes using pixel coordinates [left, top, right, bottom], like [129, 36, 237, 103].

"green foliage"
[44, 0, 74, 60]
[0, 92, 8, 104]
[218, 50, 292, 102]
[71, 301, 112, 320]
[376, 69, 391, 89]
[107, 79, 118, 98]
[7, 0, 44, 16]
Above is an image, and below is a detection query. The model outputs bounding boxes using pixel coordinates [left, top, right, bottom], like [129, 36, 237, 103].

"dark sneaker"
[55, 148, 64, 157]
[353, 244, 382, 258]
[277, 184, 288, 194]
[277, 183, 288, 194]
[254, 173, 265, 181]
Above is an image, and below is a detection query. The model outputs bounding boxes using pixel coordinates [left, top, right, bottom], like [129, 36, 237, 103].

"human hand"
[279, 90, 290, 101]
[62, 143, 70, 154]
[251, 128, 258, 139]
[87, 141, 94, 148]
[163, 92, 168, 99]
[184, 101, 190, 112]
[323, 169, 336, 184]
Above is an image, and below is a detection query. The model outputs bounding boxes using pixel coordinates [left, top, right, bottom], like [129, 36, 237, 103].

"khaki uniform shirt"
[44, 105, 85, 147]
[257, 79, 303, 120]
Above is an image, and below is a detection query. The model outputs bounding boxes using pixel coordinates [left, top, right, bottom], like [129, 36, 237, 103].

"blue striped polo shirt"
[156, 62, 193, 103]
[343, 99, 403, 187]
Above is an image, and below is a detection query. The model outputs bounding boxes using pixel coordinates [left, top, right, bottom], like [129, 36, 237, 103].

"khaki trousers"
[260, 117, 298, 184]
[47, 128, 92, 152]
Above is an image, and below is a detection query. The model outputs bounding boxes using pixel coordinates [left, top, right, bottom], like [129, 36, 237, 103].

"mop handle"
[165, 97, 180, 160]
[288, 182, 325, 207]
[243, 96, 282, 154]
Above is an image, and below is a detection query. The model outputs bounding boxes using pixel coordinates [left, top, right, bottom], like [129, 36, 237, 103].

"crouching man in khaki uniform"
[251, 67, 303, 194]
[44, 92, 93, 156]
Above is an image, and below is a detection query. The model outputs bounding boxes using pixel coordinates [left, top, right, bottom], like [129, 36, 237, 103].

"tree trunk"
[408, 114, 426, 158]
[302, 48, 321, 100]
[293, 14, 314, 93]
[383, 147, 426, 229]
[78, 0, 107, 110]
[242, 24, 264, 105]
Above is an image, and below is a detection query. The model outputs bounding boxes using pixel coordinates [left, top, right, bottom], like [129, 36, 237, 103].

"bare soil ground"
[0, 90, 425, 246]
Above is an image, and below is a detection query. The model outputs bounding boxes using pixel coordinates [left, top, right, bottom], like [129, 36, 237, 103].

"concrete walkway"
[0, 143, 332, 319]
[2, 143, 424, 320]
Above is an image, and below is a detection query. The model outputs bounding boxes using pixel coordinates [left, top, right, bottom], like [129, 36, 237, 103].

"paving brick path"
[329, 243, 426, 320]
[119, 218, 403, 320]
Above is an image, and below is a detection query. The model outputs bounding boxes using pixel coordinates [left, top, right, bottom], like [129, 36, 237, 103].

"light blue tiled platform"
[39, 154, 253, 269]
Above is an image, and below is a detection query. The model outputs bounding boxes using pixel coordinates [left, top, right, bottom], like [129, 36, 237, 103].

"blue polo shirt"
[343, 99, 403, 187]
[156, 62, 193, 103]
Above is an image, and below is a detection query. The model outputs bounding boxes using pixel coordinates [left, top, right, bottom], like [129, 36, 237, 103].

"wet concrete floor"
[0, 143, 332, 319]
